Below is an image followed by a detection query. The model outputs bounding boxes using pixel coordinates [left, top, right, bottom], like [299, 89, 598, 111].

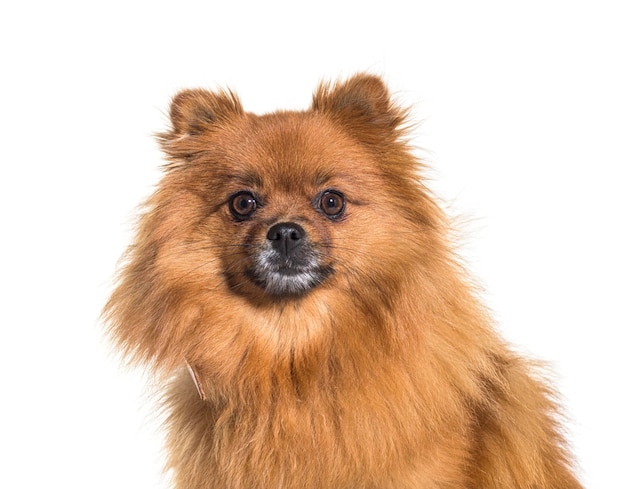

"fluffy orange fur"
[104, 74, 582, 488]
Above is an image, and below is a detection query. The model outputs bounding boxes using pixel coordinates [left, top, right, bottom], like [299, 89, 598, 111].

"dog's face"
[165, 111, 389, 302]
[218, 153, 346, 298]
[147, 77, 441, 309]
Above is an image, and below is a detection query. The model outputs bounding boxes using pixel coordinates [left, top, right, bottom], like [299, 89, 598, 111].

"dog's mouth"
[247, 249, 332, 297]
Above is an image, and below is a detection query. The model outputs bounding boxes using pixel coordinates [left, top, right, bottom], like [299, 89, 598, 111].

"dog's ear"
[167, 88, 244, 137]
[312, 74, 407, 140]
[158, 88, 244, 160]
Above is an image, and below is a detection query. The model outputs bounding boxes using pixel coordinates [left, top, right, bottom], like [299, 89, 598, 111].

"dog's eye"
[318, 190, 346, 219]
[228, 191, 257, 220]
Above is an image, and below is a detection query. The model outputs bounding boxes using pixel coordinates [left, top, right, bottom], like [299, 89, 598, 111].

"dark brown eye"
[228, 191, 257, 220]
[318, 190, 345, 218]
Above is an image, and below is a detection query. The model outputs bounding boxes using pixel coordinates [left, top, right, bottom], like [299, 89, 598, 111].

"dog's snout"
[266, 222, 305, 257]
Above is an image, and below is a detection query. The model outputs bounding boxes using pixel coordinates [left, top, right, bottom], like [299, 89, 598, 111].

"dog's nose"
[266, 222, 305, 257]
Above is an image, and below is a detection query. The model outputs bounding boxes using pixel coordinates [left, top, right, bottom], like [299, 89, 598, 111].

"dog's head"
[105, 74, 444, 369]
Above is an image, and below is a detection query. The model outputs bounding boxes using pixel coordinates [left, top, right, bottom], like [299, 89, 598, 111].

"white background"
[1, 1, 624, 488]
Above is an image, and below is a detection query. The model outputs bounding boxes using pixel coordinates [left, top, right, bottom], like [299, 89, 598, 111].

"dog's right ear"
[167, 88, 244, 137]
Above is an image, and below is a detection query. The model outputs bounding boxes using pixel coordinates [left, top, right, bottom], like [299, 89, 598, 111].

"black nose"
[266, 222, 306, 257]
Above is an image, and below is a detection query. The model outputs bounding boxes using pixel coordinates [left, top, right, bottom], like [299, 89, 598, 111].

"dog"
[104, 74, 582, 488]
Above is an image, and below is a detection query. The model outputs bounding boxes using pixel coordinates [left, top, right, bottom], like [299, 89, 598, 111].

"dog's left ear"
[312, 74, 406, 140]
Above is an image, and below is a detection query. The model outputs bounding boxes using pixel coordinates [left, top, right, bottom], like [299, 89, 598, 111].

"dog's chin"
[249, 266, 330, 297]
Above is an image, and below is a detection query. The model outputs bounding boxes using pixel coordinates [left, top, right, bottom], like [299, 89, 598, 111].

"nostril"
[267, 228, 281, 241]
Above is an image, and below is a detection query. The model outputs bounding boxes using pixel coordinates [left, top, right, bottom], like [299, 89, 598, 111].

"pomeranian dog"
[105, 74, 582, 488]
